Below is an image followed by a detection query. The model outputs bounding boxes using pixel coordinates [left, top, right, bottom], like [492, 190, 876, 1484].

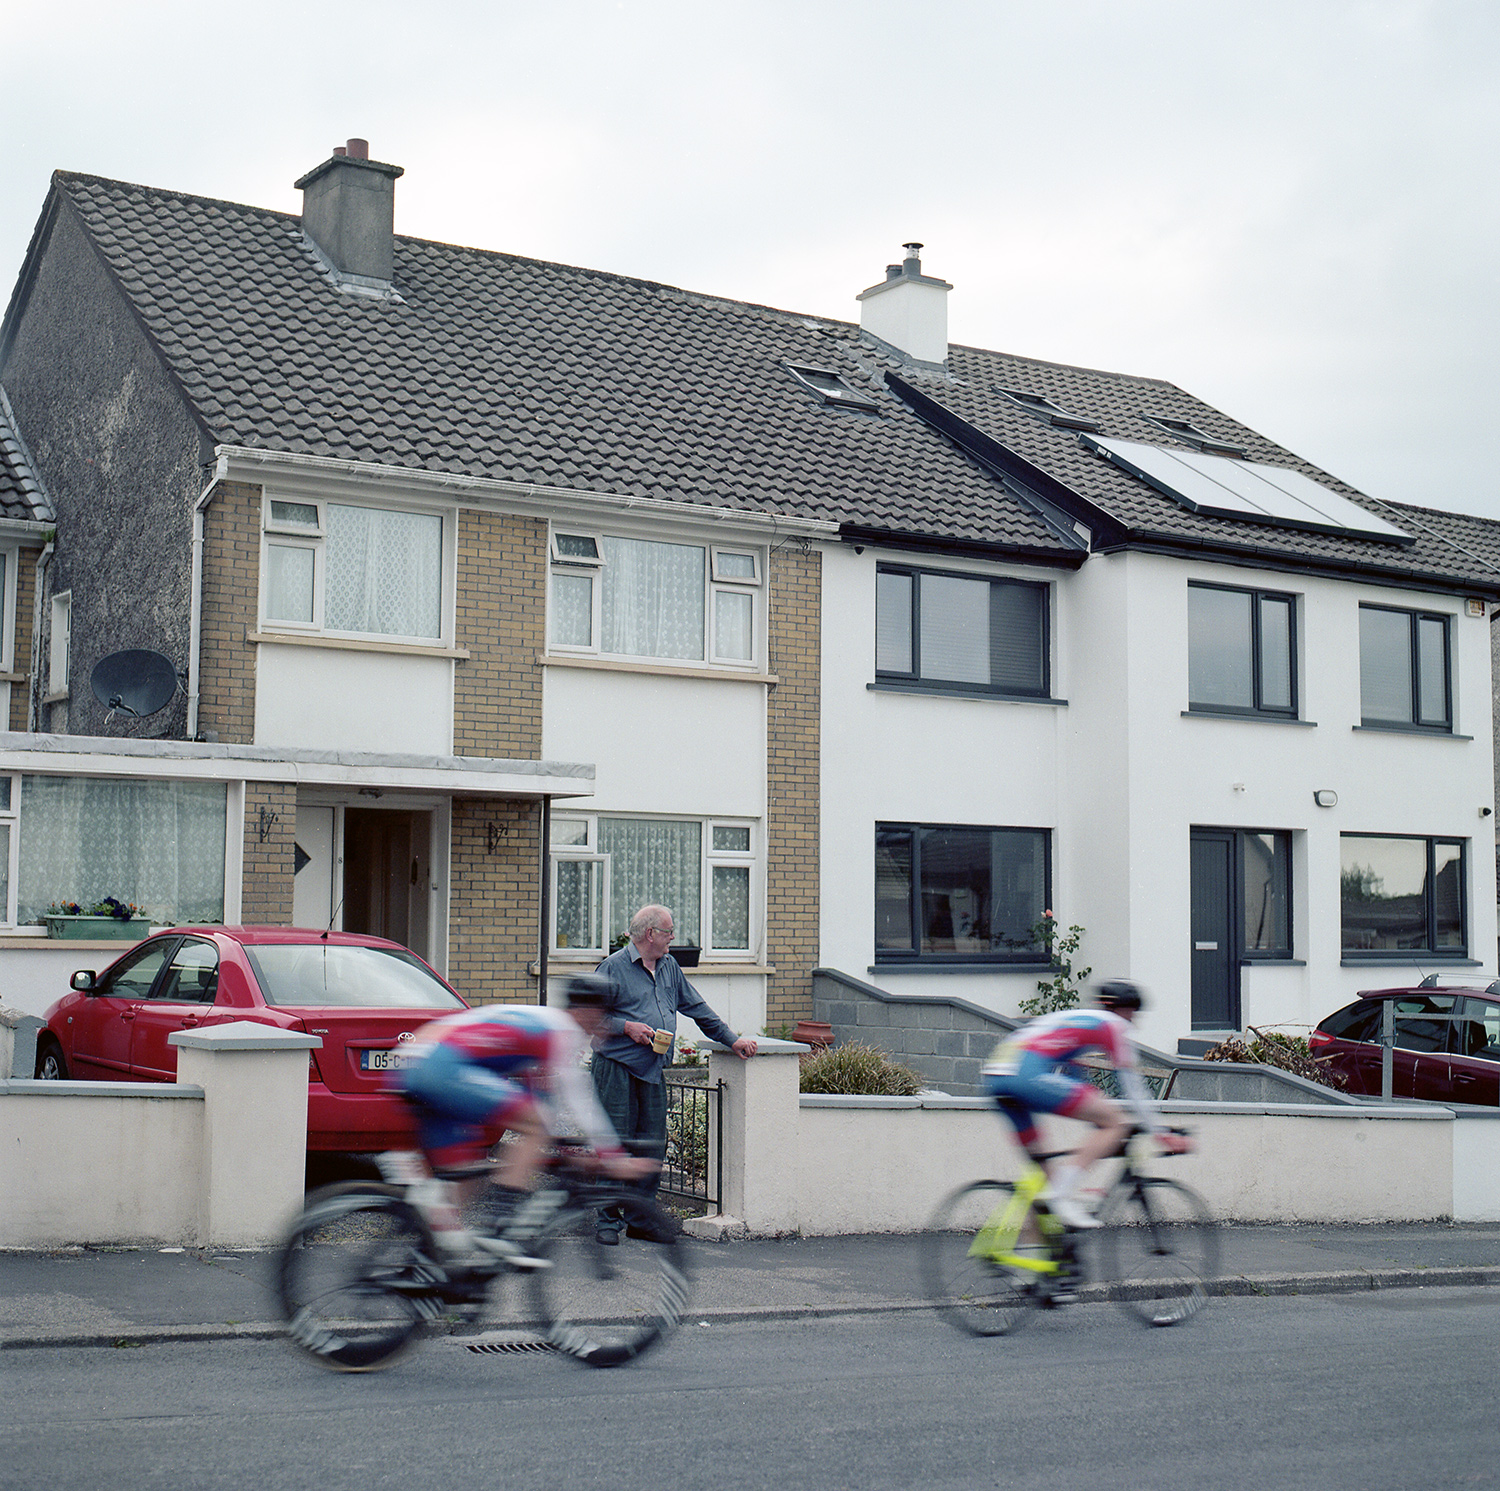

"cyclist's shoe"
[1040, 1192, 1100, 1230]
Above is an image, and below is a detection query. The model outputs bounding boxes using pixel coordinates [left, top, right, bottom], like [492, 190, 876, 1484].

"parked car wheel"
[35, 1039, 70, 1080]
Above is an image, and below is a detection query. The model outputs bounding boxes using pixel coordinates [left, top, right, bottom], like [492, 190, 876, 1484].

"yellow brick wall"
[453, 510, 545, 759]
[8, 544, 41, 731]
[448, 795, 542, 1005]
[241, 781, 296, 924]
[764, 543, 821, 1029]
[198, 479, 260, 745]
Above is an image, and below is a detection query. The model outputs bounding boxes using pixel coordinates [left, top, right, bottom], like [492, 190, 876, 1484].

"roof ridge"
[949, 341, 1180, 390]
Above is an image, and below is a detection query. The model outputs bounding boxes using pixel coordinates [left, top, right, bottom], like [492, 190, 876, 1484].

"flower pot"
[672, 945, 701, 968]
[794, 1020, 834, 1050]
[45, 915, 151, 941]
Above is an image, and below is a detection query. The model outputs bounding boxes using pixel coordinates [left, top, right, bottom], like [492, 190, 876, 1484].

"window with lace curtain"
[3, 774, 227, 927]
[261, 495, 448, 642]
[549, 530, 762, 667]
[549, 814, 756, 959]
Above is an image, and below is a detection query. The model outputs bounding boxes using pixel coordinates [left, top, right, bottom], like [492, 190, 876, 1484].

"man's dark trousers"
[591, 1051, 667, 1235]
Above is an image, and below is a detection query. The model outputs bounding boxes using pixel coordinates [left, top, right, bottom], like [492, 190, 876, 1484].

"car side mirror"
[70, 969, 98, 992]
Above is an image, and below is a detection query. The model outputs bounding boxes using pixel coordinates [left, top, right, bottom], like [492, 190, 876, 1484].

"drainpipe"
[538, 796, 552, 1004]
[26, 538, 53, 732]
[188, 454, 228, 740]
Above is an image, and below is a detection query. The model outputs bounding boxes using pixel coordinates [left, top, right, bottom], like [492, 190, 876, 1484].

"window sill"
[0, 671, 28, 685]
[1340, 956, 1480, 967]
[868, 682, 1065, 706]
[533, 958, 774, 976]
[870, 962, 1054, 975]
[1353, 723, 1470, 741]
[540, 655, 778, 685]
[248, 631, 470, 660]
[1181, 710, 1314, 726]
[43, 690, 69, 704]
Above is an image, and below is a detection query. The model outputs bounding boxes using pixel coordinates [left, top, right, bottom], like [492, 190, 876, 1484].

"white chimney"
[856, 243, 952, 368]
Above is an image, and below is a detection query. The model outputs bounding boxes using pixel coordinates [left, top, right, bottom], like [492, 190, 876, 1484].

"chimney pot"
[333, 146, 347, 157]
[346, 138, 369, 161]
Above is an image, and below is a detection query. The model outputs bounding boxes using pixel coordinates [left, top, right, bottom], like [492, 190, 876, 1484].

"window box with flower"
[43, 898, 152, 941]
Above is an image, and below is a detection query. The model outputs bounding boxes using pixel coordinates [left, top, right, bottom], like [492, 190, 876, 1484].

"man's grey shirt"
[593, 942, 739, 1078]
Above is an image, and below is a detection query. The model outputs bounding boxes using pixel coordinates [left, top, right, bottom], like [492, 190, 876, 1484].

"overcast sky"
[3, 1, 1495, 518]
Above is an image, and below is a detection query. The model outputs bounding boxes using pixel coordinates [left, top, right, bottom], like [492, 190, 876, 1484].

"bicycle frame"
[969, 1161, 1067, 1275]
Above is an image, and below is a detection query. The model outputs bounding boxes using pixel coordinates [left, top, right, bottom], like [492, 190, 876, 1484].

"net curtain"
[600, 818, 702, 946]
[17, 776, 228, 925]
[325, 505, 443, 639]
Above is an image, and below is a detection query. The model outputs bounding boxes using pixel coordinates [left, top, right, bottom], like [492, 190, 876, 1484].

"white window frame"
[548, 812, 760, 960]
[0, 544, 16, 674]
[0, 772, 17, 926]
[49, 590, 71, 696]
[259, 492, 455, 646]
[548, 526, 764, 670]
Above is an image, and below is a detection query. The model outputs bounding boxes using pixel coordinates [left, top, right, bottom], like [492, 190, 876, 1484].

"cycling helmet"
[1095, 980, 1145, 1013]
[562, 973, 612, 1008]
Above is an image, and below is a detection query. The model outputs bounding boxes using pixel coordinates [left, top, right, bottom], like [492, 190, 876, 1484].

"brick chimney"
[295, 138, 404, 285]
[856, 243, 952, 368]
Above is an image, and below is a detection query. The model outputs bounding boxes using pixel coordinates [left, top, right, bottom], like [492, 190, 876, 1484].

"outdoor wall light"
[1313, 790, 1338, 808]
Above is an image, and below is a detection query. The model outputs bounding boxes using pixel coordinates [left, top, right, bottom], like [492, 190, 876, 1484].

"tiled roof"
[45, 173, 1075, 559]
[0, 389, 50, 523]
[30, 169, 1500, 592]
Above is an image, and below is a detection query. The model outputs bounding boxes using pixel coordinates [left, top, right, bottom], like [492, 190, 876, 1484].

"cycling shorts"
[984, 1050, 1094, 1145]
[397, 1042, 537, 1174]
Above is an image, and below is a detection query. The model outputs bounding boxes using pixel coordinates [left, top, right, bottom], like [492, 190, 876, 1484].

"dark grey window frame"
[1233, 828, 1294, 961]
[1187, 580, 1298, 719]
[876, 564, 1050, 699]
[874, 821, 1051, 966]
[1340, 832, 1467, 960]
[1358, 603, 1452, 733]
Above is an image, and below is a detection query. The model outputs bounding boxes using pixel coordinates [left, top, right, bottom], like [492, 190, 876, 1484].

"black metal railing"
[661, 1074, 723, 1213]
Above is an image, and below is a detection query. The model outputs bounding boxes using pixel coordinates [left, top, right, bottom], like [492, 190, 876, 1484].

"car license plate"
[361, 1049, 417, 1071]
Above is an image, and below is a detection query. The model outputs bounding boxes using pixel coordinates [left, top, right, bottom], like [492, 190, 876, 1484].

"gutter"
[213, 445, 839, 539]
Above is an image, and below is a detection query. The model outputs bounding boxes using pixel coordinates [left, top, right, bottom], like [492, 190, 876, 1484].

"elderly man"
[592, 903, 756, 1242]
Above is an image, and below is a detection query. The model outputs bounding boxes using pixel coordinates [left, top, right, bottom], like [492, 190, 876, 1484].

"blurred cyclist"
[393, 975, 652, 1270]
[982, 980, 1191, 1229]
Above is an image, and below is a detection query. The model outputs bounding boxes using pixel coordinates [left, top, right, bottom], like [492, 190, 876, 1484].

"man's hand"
[1158, 1131, 1193, 1154]
[623, 1021, 655, 1047]
[731, 1036, 757, 1060]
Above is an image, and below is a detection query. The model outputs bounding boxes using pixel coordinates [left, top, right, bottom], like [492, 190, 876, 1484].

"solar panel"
[1082, 435, 1411, 545]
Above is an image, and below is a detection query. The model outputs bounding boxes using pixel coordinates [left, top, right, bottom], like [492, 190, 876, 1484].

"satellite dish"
[90, 650, 181, 720]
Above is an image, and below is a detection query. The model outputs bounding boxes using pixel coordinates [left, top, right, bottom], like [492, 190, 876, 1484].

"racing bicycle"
[922, 1126, 1218, 1333]
[277, 1141, 690, 1372]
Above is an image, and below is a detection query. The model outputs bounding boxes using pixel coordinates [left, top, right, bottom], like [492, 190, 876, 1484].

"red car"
[33, 926, 468, 1151]
[1308, 975, 1500, 1105]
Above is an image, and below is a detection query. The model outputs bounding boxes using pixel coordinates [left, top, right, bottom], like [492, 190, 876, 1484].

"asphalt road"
[5, 1288, 1497, 1491]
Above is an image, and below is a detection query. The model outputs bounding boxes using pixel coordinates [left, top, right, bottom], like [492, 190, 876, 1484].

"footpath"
[5, 1222, 1500, 1350]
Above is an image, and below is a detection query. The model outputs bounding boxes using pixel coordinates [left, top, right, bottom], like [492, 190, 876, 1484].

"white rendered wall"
[254, 643, 454, 754]
[819, 543, 1498, 1056]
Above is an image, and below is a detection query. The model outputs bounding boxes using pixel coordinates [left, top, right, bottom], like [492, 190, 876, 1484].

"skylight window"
[1081, 434, 1412, 546]
[1149, 416, 1245, 457]
[998, 388, 1100, 432]
[786, 365, 880, 413]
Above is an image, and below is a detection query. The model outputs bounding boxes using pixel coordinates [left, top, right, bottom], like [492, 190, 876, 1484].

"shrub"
[1017, 912, 1092, 1017]
[798, 1041, 924, 1096]
[1201, 1025, 1346, 1091]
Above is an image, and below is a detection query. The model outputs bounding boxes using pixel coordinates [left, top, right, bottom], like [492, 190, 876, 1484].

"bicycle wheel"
[921, 1181, 1051, 1337]
[1097, 1177, 1219, 1326]
[531, 1193, 689, 1367]
[277, 1182, 442, 1371]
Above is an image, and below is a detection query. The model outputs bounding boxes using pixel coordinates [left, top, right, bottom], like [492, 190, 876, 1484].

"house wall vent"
[856, 242, 952, 368]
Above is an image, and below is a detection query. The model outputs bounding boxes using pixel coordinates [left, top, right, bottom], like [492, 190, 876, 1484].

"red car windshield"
[244, 943, 465, 1009]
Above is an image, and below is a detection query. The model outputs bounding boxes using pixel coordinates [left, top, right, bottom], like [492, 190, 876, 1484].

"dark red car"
[1309, 976, 1500, 1105]
[34, 926, 468, 1150]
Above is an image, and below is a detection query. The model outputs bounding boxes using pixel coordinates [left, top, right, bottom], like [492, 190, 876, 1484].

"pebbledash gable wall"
[198, 479, 261, 746]
[765, 543, 821, 1029]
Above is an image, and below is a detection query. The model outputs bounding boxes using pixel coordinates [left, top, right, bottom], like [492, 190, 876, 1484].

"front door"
[1190, 831, 1239, 1030]
[343, 808, 432, 958]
